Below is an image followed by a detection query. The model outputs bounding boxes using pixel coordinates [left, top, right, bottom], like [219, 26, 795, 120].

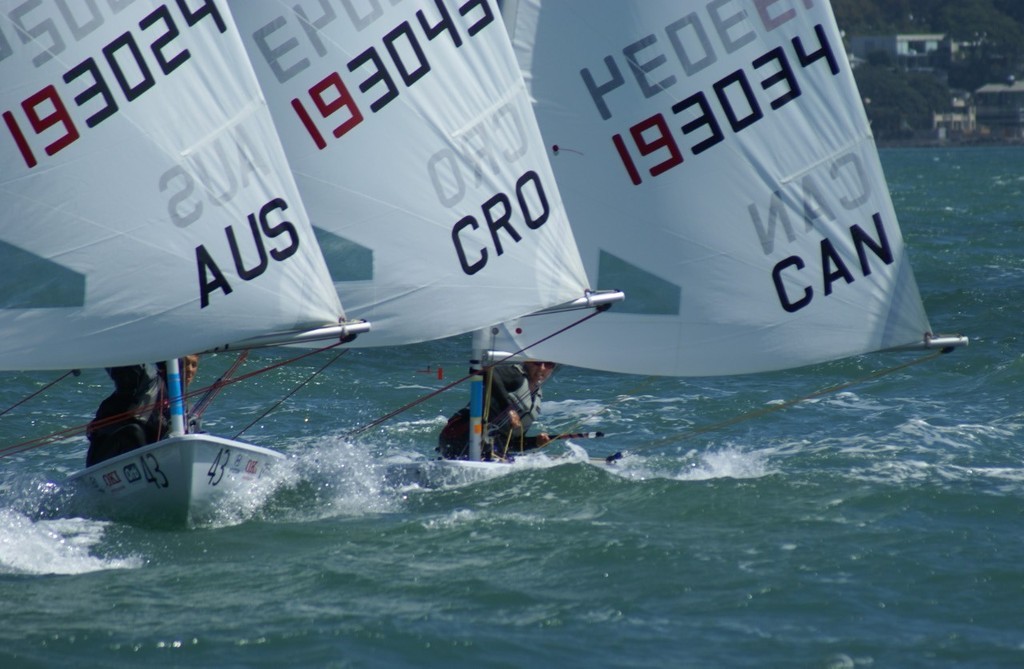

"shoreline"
[876, 136, 1024, 149]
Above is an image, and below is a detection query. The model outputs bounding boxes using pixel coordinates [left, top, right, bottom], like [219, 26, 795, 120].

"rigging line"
[529, 375, 661, 454]
[474, 308, 609, 451]
[0, 370, 79, 418]
[345, 372, 472, 439]
[637, 349, 948, 453]
[232, 349, 350, 439]
[0, 342, 348, 459]
[488, 307, 609, 366]
[344, 308, 610, 439]
[190, 350, 249, 423]
[0, 392, 172, 459]
[484, 309, 657, 454]
[208, 341, 345, 388]
[0, 420, 90, 457]
[2, 378, 209, 458]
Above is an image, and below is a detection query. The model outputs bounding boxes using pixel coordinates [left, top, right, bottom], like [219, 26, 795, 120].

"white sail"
[496, 0, 936, 376]
[230, 0, 590, 348]
[0, 0, 345, 371]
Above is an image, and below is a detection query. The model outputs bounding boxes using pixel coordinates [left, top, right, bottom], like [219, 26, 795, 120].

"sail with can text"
[493, 0, 964, 376]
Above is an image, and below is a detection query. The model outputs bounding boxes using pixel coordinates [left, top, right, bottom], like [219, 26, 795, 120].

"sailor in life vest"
[85, 355, 199, 467]
[438, 360, 555, 461]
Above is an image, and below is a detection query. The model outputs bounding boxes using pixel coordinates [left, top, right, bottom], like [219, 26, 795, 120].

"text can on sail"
[491, 0, 967, 377]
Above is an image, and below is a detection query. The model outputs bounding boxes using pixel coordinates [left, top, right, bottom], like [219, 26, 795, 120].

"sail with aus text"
[230, 0, 592, 349]
[494, 0, 963, 376]
[0, 0, 348, 372]
[0, 1, 369, 527]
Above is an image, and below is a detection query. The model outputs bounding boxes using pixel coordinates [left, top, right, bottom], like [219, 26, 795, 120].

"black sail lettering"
[851, 213, 894, 276]
[227, 215, 269, 281]
[516, 171, 549, 230]
[772, 255, 811, 313]
[384, 22, 430, 86]
[820, 238, 854, 296]
[452, 215, 487, 275]
[713, 69, 762, 132]
[482, 192, 520, 255]
[259, 198, 299, 261]
[196, 245, 232, 308]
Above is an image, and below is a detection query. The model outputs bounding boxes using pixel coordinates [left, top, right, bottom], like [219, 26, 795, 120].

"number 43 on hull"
[65, 434, 284, 528]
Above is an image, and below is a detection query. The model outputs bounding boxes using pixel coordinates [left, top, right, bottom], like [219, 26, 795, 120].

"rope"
[472, 310, 599, 457]
[0, 342, 348, 459]
[190, 350, 249, 423]
[614, 349, 949, 454]
[345, 372, 472, 439]
[233, 349, 348, 439]
[0, 389, 172, 459]
[512, 350, 950, 458]
[488, 307, 608, 366]
[525, 375, 660, 455]
[345, 307, 609, 439]
[0, 422, 90, 457]
[0, 369, 78, 418]
[494, 427, 516, 462]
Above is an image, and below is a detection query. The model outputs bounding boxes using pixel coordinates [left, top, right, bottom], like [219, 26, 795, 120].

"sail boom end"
[925, 334, 970, 351]
[206, 320, 372, 352]
[531, 290, 625, 316]
[884, 333, 969, 354]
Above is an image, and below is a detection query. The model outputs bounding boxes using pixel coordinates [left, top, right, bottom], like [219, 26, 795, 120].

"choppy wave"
[0, 509, 141, 575]
[252, 433, 404, 522]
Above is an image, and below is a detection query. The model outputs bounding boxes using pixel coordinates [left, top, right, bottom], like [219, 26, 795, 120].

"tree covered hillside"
[832, 0, 1024, 139]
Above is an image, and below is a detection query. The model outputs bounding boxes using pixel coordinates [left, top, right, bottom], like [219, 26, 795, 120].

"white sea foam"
[383, 447, 573, 492]
[897, 417, 1017, 450]
[590, 443, 776, 482]
[261, 434, 403, 520]
[0, 508, 141, 575]
[674, 446, 776, 481]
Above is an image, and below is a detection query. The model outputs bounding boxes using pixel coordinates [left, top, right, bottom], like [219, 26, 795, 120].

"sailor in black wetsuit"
[85, 355, 199, 467]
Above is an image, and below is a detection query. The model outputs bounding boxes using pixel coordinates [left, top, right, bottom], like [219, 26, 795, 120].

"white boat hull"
[66, 434, 285, 527]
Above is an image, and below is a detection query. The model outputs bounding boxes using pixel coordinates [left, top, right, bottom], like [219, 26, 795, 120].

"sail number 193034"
[609, 24, 838, 187]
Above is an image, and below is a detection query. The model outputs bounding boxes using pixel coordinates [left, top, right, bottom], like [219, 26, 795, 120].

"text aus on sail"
[0, 0, 309, 310]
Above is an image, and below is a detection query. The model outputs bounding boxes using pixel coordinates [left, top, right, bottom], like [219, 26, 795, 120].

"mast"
[468, 330, 489, 462]
[165, 358, 186, 437]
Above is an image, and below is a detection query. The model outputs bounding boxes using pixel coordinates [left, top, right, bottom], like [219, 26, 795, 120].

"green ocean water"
[1, 146, 1021, 668]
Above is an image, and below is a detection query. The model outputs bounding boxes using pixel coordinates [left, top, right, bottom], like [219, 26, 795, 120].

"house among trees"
[848, 33, 951, 73]
[974, 79, 1024, 139]
[932, 94, 976, 141]
[834, 0, 1024, 143]
[843, 30, 1024, 142]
